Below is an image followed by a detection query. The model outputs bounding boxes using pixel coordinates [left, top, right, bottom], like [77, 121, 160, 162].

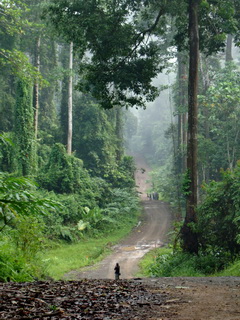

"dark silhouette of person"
[114, 263, 120, 280]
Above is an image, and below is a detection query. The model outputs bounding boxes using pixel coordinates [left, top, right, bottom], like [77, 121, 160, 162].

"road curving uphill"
[64, 199, 173, 280]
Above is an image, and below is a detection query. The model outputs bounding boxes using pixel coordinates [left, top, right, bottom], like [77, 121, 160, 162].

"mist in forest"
[124, 70, 175, 167]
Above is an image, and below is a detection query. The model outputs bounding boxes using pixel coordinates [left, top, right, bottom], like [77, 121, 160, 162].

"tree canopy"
[45, 0, 239, 109]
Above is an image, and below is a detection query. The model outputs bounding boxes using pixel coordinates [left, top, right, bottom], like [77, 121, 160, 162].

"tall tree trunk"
[33, 36, 41, 139]
[226, 34, 233, 62]
[60, 47, 69, 146]
[115, 106, 123, 162]
[177, 52, 188, 173]
[181, 61, 188, 172]
[15, 79, 34, 176]
[177, 53, 183, 174]
[67, 42, 73, 155]
[181, 0, 199, 254]
[199, 55, 210, 184]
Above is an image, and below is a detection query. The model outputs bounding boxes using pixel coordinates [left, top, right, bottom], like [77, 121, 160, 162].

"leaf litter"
[0, 279, 178, 319]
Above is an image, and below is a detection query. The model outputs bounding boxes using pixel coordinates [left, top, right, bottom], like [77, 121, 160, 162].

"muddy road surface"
[64, 200, 173, 280]
[64, 155, 173, 280]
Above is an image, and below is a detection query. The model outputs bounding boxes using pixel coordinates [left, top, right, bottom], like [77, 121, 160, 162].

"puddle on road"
[121, 246, 136, 251]
[115, 241, 163, 252]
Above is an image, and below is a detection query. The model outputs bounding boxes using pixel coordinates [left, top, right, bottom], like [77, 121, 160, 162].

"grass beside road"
[138, 247, 240, 277]
[216, 259, 240, 276]
[41, 222, 137, 280]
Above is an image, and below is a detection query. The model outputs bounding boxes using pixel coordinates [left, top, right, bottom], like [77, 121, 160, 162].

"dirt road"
[63, 154, 171, 280]
[64, 155, 173, 280]
[64, 200, 173, 280]
[1, 156, 239, 319]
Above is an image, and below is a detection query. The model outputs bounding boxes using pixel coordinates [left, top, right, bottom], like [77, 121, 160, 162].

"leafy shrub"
[104, 156, 136, 189]
[197, 163, 240, 258]
[78, 206, 115, 236]
[147, 250, 229, 277]
[0, 226, 47, 282]
[37, 143, 74, 193]
[103, 188, 140, 220]
[0, 132, 16, 173]
[11, 216, 45, 257]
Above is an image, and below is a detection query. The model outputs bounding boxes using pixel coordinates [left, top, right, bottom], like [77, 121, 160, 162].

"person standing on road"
[114, 263, 121, 280]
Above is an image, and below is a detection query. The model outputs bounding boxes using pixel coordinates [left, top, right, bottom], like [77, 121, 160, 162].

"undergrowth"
[42, 220, 138, 280]
[138, 247, 240, 277]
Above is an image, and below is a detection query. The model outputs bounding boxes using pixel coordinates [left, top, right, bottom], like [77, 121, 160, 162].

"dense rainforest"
[0, 0, 240, 281]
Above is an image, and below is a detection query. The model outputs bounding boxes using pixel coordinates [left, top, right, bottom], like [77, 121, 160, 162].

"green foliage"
[37, 182, 139, 243]
[78, 206, 115, 236]
[0, 232, 46, 282]
[0, 132, 16, 172]
[197, 164, 240, 258]
[0, 214, 48, 282]
[0, 0, 29, 37]
[0, 172, 58, 231]
[0, 49, 47, 84]
[0, 1, 46, 83]
[0, 171, 61, 282]
[182, 169, 191, 197]
[149, 163, 185, 209]
[37, 143, 94, 195]
[103, 188, 140, 220]
[73, 94, 118, 177]
[11, 215, 45, 257]
[198, 62, 240, 180]
[217, 259, 240, 276]
[39, 192, 92, 242]
[42, 222, 136, 280]
[174, 0, 237, 54]
[14, 79, 35, 176]
[0, 75, 16, 133]
[102, 155, 136, 189]
[46, 0, 240, 109]
[45, 0, 168, 109]
[144, 249, 230, 277]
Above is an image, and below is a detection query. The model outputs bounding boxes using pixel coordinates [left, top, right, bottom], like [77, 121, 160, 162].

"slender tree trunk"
[33, 36, 41, 139]
[199, 55, 210, 183]
[115, 106, 123, 162]
[178, 52, 188, 173]
[67, 42, 73, 155]
[181, 0, 199, 254]
[226, 34, 233, 62]
[15, 79, 34, 176]
[177, 53, 183, 174]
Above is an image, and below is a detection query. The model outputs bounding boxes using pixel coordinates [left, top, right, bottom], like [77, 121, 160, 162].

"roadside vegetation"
[42, 220, 138, 280]
[0, 172, 140, 282]
[139, 248, 240, 277]
[1, 1, 240, 283]
[139, 163, 240, 277]
[0, 135, 140, 282]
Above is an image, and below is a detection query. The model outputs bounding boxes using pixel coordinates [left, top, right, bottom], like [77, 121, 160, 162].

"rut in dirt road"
[64, 200, 173, 280]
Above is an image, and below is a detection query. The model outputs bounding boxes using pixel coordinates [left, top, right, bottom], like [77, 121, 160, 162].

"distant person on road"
[114, 263, 121, 280]
[153, 192, 159, 200]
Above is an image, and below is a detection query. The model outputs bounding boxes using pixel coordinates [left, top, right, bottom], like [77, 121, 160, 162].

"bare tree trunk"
[67, 42, 73, 155]
[115, 106, 123, 162]
[177, 53, 183, 174]
[33, 36, 41, 139]
[181, 0, 199, 254]
[178, 52, 188, 173]
[199, 55, 210, 184]
[226, 34, 233, 62]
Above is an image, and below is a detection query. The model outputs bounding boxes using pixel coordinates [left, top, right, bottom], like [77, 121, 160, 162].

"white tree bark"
[33, 36, 41, 139]
[67, 42, 73, 155]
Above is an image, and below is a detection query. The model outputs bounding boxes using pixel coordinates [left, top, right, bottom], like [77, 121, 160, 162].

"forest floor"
[0, 156, 240, 319]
